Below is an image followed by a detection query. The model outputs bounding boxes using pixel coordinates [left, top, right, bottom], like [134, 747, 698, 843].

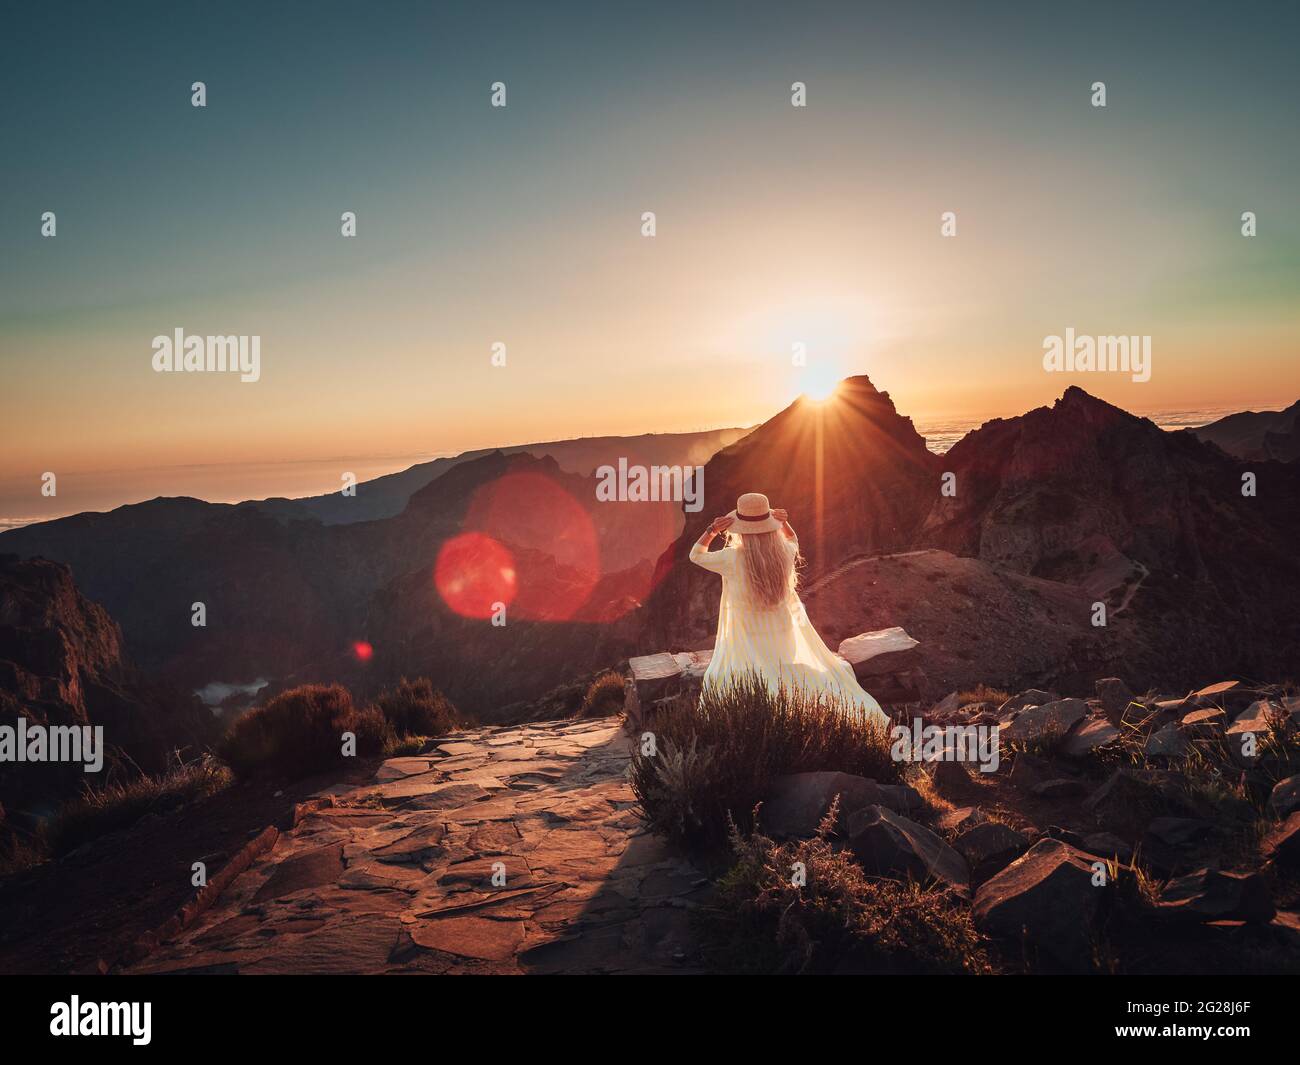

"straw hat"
[726, 492, 781, 535]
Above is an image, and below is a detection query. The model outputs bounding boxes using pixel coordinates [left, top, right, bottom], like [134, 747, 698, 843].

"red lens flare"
[435, 532, 518, 619]
[351, 640, 374, 663]
[459, 472, 599, 621]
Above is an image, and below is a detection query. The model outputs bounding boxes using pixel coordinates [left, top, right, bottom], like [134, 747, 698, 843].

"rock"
[1000, 698, 1088, 744]
[1045, 824, 1089, 849]
[847, 805, 969, 892]
[837, 627, 921, 679]
[935, 806, 987, 834]
[252, 843, 345, 902]
[1262, 811, 1300, 868]
[1063, 716, 1121, 757]
[1144, 723, 1191, 760]
[1270, 911, 1300, 951]
[1145, 817, 1212, 847]
[1083, 768, 1175, 832]
[997, 689, 1056, 719]
[930, 691, 961, 716]
[876, 783, 924, 813]
[1179, 707, 1225, 735]
[1007, 751, 1054, 787]
[1094, 677, 1135, 723]
[972, 839, 1105, 971]
[624, 650, 712, 727]
[1031, 778, 1088, 800]
[1188, 680, 1240, 707]
[1225, 701, 1275, 765]
[1156, 868, 1275, 925]
[761, 772, 879, 838]
[1269, 775, 1300, 818]
[761, 772, 921, 838]
[954, 821, 1028, 879]
[1142, 817, 1214, 873]
[930, 760, 969, 792]
[1082, 832, 1133, 864]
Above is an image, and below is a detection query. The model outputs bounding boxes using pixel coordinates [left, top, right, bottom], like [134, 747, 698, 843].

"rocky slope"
[1191, 399, 1300, 463]
[918, 387, 1300, 686]
[0, 555, 214, 830]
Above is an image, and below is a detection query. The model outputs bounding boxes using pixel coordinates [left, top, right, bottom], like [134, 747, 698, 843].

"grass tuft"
[630, 672, 896, 849]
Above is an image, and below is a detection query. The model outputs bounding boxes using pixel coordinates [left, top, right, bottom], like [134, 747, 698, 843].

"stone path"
[126, 716, 707, 974]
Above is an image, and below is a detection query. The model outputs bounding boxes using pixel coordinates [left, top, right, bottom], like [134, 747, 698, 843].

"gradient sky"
[2, 0, 1298, 520]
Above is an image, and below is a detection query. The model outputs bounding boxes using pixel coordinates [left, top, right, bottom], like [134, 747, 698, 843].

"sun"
[801, 368, 842, 402]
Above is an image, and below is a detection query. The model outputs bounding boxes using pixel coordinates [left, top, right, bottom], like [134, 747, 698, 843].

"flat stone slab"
[123, 714, 704, 975]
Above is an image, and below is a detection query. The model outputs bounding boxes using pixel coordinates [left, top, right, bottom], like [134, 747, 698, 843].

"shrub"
[373, 677, 459, 738]
[45, 755, 232, 857]
[577, 671, 626, 718]
[699, 803, 992, 974]
[630, 672, 897, 849]
[220, 683, 393, 779]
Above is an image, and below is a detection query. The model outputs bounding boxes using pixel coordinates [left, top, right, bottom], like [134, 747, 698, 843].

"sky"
[2, 0, 1298, 521]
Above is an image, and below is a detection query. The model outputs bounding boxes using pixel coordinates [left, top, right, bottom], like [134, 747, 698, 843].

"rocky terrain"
[920, 387, 1300, 686]
[118, 716, 704, 975]
[0, 555, 214, 836]
[3, 378, 1297, 721]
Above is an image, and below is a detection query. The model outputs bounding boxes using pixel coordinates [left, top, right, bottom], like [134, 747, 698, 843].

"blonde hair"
[727, 530, 798, 607]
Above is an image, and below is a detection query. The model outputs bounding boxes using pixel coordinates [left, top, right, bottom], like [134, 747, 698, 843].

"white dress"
[688, 537, 889, 726]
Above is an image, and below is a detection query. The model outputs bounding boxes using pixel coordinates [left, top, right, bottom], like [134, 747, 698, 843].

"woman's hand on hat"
[772, 508, 788, 523]
[709, 515, 735, 535]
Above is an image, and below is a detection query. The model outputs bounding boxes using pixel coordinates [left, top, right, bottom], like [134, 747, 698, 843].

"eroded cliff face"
[0, 555, 215, 824]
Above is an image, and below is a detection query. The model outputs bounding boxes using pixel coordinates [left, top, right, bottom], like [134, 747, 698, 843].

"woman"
[689, 492, 889, 726]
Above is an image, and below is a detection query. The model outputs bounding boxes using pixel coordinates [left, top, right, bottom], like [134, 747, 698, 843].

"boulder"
[954, 821, 1028, 880]
[972, 839, 1105, 971]
[1000, 698, 1088, 745]
[1094, 677, 1135, 723]
[1269, 775, 1300, 819]
[1031, 778, 1088, 800]
[761, 772, 918, 838]
[1145, 817, 1212, 847]
[1156, 868, 1275, 925]
[1262, 811, 1300, 869]
[935, 806, 987, 834]
[847, 805, 969, 892]
[996, 689, 1056, 719]
[1142, 816, 1214, 874]
[1083, 768, 1175, 830]
[876, 783, 924, 813]
[1063, 716, 1121, 757]
[929, 759, 969, 792]
[1144, 723, 1191, 760]
[1081, 832, 1133, 864]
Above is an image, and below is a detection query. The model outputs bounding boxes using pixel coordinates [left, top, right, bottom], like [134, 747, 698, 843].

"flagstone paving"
[125, 716, 707, 975]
